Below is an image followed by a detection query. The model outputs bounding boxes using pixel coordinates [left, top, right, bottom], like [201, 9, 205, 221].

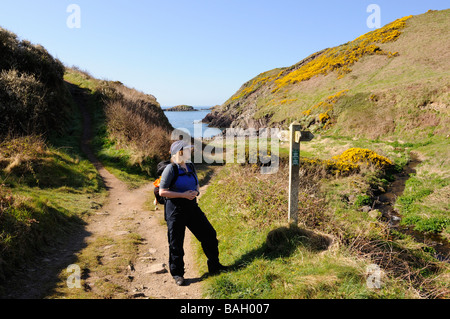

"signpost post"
[288, 122, 301, 224]
[287, 123, 314, 224]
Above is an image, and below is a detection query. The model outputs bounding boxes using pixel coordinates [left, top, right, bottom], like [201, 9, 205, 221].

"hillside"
[203, 10, 449, 142]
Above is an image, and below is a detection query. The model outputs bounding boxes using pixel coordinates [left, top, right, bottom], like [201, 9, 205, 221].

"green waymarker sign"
[288, 122, 314, 224]
[292, 149, 300, 166]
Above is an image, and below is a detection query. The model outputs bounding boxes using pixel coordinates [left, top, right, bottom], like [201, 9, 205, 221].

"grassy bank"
[0, 26, 111, 295]
[194, 136, 449, 299]
[394, 138, 450, 237]
[0, 134, 107, 295]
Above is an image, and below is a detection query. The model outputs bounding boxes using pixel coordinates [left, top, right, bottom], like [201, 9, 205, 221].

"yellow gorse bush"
[303, 89, 348, 116]
[280, 98, 298, 105]
[313, 90, 349, 109]
[332, 148, 393, 169]
[300, 148, 392, 176]
[301, 89, 349, 129]
[273, 15, 412, 92]
[301, 157, 360, 175]
[318, 111, 330, 124]
[232, 74, 272, 101]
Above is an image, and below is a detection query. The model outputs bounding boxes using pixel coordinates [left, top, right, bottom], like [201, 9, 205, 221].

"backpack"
[153, 161, 198, 205]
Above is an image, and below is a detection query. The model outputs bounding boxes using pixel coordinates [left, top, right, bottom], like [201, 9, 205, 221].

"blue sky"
[0, 1, 448, 106]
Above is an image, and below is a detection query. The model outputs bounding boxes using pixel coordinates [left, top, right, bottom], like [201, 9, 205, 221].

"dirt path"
[71, 82, 206, 299]
[80, 173, 204, 299]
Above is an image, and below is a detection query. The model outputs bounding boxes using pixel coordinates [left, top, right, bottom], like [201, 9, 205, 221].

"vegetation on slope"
[272, 15, 412, 91]
[0, 27, 71, 137]
[204, 10, 449, 142]
[0, 28, 108, 290]
[64, 68, 173, 186]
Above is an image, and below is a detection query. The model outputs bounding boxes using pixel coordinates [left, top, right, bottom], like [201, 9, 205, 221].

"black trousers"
[164, 198, 220, 277]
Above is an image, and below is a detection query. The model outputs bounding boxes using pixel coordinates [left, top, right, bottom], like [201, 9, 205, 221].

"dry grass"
[349, 236, 449, 299]
[105, 100, 171, 160]
[65, 67, 173, 178]
[0, 27, 70, 137]
[0, 135, 48, 174]
[103, 81, 173, 165]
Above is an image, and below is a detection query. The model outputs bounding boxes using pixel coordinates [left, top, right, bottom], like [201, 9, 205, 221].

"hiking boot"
[208, 262, 229, 275]
[173, 276, 185, 286]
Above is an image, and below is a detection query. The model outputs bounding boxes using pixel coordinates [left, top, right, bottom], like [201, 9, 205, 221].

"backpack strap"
[168, 163, 179, 189]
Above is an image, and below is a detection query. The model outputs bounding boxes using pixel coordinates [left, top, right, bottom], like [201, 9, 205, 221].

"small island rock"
[166, 105, 197, 112]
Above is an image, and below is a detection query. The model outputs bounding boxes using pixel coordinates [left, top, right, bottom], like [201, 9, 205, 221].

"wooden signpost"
[287, 122, 314, 224]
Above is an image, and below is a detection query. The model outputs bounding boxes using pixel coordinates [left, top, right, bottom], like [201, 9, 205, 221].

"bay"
[162, 106, 222, 139]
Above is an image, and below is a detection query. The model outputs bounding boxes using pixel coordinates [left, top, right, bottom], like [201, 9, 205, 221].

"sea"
[162, 106, 223, 139]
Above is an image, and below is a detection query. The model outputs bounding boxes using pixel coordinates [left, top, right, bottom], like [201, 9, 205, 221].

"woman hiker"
[159, 140, 228, 286]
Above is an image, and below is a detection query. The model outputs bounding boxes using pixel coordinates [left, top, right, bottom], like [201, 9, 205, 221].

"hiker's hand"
[183, 190, 197, 200]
